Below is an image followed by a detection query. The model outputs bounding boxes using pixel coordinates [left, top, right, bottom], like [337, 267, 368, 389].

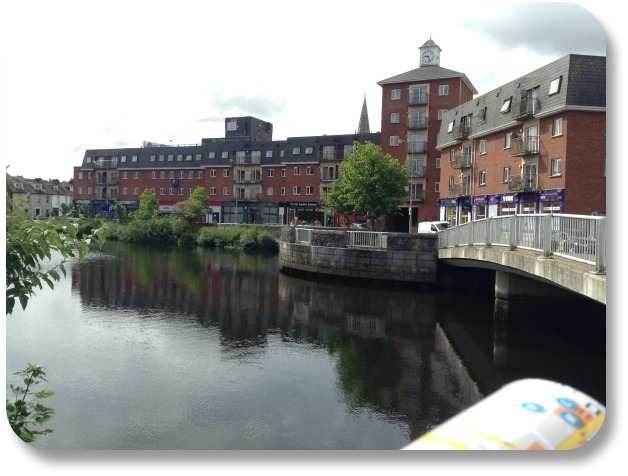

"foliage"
[132, 188, 160, 221]
[6, 364, 55, 443]
[6, 187, 107, 315]
[196, 226, 278, 253]
[171, 187, 210, 244]
[59, 203, 71, 217]
[322, 141, 409, 219]
[112, 199, 129, 224]
[119, 217, 174, 243]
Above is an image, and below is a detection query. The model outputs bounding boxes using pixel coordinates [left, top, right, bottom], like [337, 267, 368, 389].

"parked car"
[417, 221, 450, 233]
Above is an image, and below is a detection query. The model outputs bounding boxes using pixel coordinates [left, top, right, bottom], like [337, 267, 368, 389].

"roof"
[377, 65, 478, 95]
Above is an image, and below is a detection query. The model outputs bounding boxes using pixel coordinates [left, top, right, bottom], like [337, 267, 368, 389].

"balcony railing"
[508, 174, 538, 192]
[405, 189, 426, 202]
[409, 165, 425, 178]
[233, 177, 262, 184]
[93, 159, 117, 169]
[511, 97, 541, 120]
[448, 182, 471, 197]
[452, 123, 471, 140]
[407, 118, 427, 130]
[450, 153, 472, 169]
[408, 92, 428, 106]
[510, 136, 539, 156]
[406, 141, 427, 154]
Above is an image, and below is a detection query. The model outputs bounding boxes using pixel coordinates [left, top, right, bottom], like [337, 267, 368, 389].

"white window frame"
[437, 109, 448, 120]
[306, 166, 314, 175]
[434, 182, 440, 193]
[293, 186, 300, 195]
[266, 186, 274, 196]
[391, 89, 401, 100]
[480, 140, 487, 155]
[267, 169, 274, 177]
[438, 85, 449, 96]
[223, 187, 229, 195]
[552, 117, 563, 137]
[390, 112, 400, 123]
[306, 186, 313, 195]
[390, 136, 400, 146]
[294, 166, 301, 176]
[210, 169, 216, 177]
[223, 169, 229, 178]
[210, 187, 216, 195]
[479, 170, 486, 186]
[551, 158, 562, 176]
[503, 167, 511, 182]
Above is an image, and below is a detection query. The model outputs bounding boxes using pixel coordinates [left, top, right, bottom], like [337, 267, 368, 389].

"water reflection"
[7, 241, 604, 449]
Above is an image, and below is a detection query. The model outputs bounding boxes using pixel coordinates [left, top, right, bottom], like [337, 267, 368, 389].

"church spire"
[357, 94, 371, 134]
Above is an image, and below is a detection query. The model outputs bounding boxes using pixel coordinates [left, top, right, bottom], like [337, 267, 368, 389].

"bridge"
[436, 214, 606, 305]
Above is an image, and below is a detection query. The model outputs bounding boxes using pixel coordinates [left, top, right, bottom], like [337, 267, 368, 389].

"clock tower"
[419, 38, 441, 67]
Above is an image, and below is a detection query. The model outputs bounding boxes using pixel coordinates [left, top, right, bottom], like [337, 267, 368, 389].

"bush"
[120, 218, 174, 243]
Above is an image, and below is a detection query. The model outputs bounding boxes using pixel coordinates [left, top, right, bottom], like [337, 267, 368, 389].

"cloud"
[206, 93, 287, 120]
[463, 3, 606, 57]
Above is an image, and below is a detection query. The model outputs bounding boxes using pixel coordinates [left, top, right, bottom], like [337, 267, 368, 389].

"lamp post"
[399, 139, 415, 233]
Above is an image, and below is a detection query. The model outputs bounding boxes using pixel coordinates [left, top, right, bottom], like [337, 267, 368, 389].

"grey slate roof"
[436, 54, 606, 149]
[377, 65, 478, 95]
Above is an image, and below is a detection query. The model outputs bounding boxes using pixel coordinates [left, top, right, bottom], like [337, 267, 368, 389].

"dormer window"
[549, 76, 562, 95]
[500, 98, 512, 113]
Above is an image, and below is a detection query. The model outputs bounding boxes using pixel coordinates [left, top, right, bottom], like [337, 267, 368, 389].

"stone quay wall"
[278, 227, 439, 285]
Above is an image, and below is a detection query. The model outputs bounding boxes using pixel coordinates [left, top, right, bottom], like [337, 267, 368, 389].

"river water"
[5, 241, 606, 450]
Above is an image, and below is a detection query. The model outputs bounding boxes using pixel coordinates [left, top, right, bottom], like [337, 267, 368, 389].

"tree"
[323, 141, 409, 220]
[170, 186, 210, 243]
[6, 190, 107, 315]
[133, 188, 159, 221]
[112, 199, 129, 223]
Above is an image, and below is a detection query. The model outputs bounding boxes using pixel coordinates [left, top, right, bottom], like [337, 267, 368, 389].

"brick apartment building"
[377, 38, 478, 230]
[73, 115, 380, 226]
[435, 54, 606, 224]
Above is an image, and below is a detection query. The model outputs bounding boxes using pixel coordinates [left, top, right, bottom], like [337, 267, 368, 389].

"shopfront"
[540, 189, 565, 214]
[438, 198, 458, 226]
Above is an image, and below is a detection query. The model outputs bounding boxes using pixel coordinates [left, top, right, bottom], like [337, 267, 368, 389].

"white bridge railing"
[347, 231, 388, 249]
[438, 214, 606, 274]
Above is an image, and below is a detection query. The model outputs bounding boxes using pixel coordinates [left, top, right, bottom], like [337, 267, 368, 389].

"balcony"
[508, 174, 538, 192]
[449, 153, 472, 169]
[510, 136, 539, 156]
[406, 141, 427, 154]
[405, 189, 426, 202]
[407, 117, 427, 130]
[233, 177, 262, 184]
[511, 97, 541, 120]
[231, 155, 262, 166]
[452, 123, 471, 140]
[448, 182, 471, 197]
[93, 159, 117, 169]
[318, 150, 346, 161]
[409, 165, 425, 178]
[408, 92, 428, 106]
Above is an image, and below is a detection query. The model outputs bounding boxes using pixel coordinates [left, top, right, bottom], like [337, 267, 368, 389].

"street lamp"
[398, 139, 414, 233]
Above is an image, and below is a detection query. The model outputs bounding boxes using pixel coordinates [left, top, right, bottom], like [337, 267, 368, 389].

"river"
[5, 241, 605, 450]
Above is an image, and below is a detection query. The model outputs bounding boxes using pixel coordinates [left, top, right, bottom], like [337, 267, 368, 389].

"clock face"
[422, 50, 435, 63]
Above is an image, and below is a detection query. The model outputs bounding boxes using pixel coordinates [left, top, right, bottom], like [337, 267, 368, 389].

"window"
[435, 157, 441, 169]
[208, 152, 215, 159]
[294, 166, 301, 176]
[450, 150, 456, 162]
[120, 155, 127, 163]
[188, 188, 193, 195]
[266, 187, 274, 196]
[549, 76, 562, 95]
[449, 176, 455, 189]
[122, 187, 127, 195]
[168, 155, 174, 161]
[223, 187, 229, 195]
[500, 97, 512, 113]
[505, 132, 514, 149]
[390, 136, 400, 146]
[134, 171, 139, 179]
[195, 154, 202, 161]
[391, 89, 401, 100]
[169, 171, 175, 179]
[267, 169, 274, 177]
[133, 187, 139, 195]
[188, 171, 194, 179]
[447, 121, 454, 133]
[223, 169, 229, 177]
[160, 187, 165, 195]
[159, 155, 165, 162]
[122, 171, 128, 179]
[179, 188, 185, 195]
[169, 188, 174, 195]
[322, 166, 335, 181]
[503, 167, 511, 182]
[132, 155, 138, 162]
[438, 109, 448, 120]
[184, 155, 191, 161]
[151, 188, 156, 194]
[78, 172, 83, 179]
[552, 117, 563, 136]
[281, 169, 286, 177]
[88, 172, 93, 179]
[551, 158, 562, 176]
[221, 151, 228, 159]
[210, 169, 216, 177]
[86, 156, 92, 163]
[390, 112, 400, 123]
[293, 186, 300, 195]
[306, 186, 313, 195]
[177, 154, 183, 161]
[305, 147, 313, 155]
[280, 187, 286, 196]
[306, 166, 314, 175]
[179, 171, 185, 179]
[77, 187, 82, 194]
[151, 171, 157, 179]
[150, 155, 156, 162]
[266, 150, 273, 158]
[293, 147, 301, 155]
[198, 170, 204, 179]
[210, 187, 216, 195]
[480, 140, 487, 155]
[434, 182, 440, 193]
[160, 171, 165, 179]
[479, 170, 486, 185]
[438, 85, 449, 96]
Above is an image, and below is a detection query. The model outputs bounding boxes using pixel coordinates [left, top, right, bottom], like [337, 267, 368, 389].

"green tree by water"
[133, 188, 160, 221]
[171, 186, 210, 243]
[322, 141, 409, 221]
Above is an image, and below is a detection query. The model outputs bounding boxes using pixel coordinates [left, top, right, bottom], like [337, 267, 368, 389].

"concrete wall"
[278, 227, 439, 285]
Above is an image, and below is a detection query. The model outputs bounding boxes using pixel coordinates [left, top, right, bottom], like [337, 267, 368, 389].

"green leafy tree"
[171, 186, 210, 243]
[6, 192, 107, 315]
[59, 202, 71, 217]
[112, 199, 129, 224]
[6, 364, 55, 442]
[133, 188, 159, 221]
[322, 141, 409, 220]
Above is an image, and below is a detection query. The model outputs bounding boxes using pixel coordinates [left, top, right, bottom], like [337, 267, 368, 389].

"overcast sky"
[1, 1, 611, 183]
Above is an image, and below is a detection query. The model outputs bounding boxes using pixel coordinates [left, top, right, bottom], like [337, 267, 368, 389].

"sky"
[1, 0, 611, 184]
[0, 0, 623, 473]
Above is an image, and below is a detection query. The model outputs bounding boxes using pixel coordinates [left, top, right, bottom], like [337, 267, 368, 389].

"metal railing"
[438, 214, 606, 273]
[347, 231, 388, 249]
[296, 228, 312, 244]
